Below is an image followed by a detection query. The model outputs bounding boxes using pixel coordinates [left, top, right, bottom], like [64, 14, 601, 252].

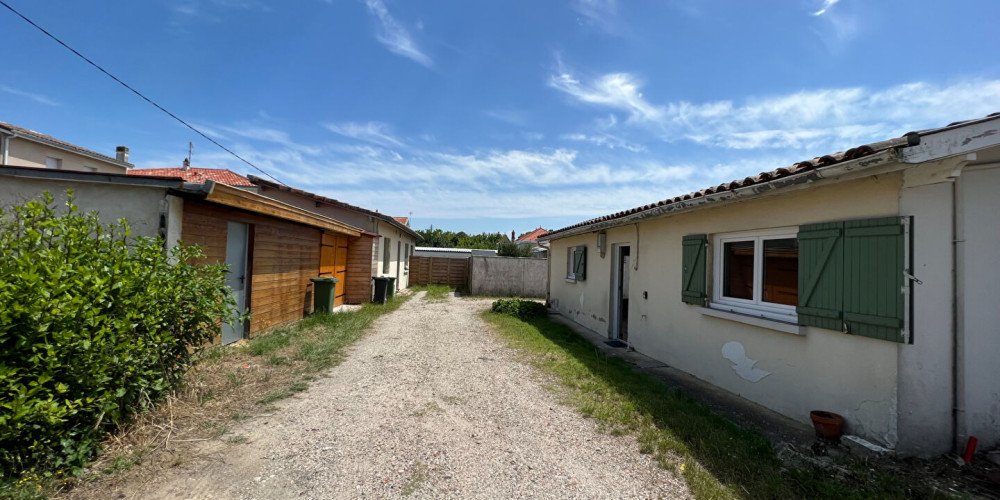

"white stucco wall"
[6, 138, 128, 174]
[0, 177, 171, 240]
[957, 164, 1000, 451]
[896, 178, 954, 456]
[549, 173, 905, 447]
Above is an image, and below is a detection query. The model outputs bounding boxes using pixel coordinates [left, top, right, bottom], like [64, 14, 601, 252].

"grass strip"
[482, 311, 949, 500]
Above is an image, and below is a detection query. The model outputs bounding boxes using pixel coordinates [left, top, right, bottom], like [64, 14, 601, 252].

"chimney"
[511, 230, 516, 241]
[115, 146, 129, 163]
[182, 157, 191, 171]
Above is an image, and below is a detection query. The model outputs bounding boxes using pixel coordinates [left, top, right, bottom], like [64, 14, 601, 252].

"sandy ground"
[117, 292, 689, 499]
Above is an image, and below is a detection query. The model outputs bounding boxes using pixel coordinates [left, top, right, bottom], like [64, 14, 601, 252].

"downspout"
[1, 132, 10, 164]
[949, 155, 974, 453]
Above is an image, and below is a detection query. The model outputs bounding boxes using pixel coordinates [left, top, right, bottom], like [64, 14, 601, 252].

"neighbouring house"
[543, 113, 1000, 458]
[516, 227, 550, 257]
[245, 175, 421, 296]
[0, 120, 132, 173]
[128, 160, 258, 190]
[0, 165, 371, 345]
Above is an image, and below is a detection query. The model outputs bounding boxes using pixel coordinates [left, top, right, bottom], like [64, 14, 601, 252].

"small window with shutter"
[566, 245, 587, 281]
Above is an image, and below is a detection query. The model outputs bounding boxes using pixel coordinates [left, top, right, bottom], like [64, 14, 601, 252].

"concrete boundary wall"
[469, 256, 546, 297]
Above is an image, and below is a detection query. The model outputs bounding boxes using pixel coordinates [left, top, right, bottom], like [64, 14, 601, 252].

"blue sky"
[2, 0, 999, 234]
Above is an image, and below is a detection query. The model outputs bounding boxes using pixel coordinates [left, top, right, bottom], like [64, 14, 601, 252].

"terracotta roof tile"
[545, 113, 999, 239]
[516, 228, 549, 242]
[127, 167, 255, 187]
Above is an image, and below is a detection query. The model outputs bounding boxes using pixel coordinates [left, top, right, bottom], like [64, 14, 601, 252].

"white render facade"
[545, 116, 1000, 457]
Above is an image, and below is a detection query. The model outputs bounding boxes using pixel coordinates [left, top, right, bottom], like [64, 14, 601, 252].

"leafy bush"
[0, 193, 236, 478]
[496, 241, 535, 258]
[491, 298, 547, 320]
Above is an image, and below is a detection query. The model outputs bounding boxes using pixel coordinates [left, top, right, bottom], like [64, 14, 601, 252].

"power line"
[0, 0, 284, 185]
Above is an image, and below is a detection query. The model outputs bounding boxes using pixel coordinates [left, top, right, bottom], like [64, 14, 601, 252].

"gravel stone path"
[137, 293, 690, 499]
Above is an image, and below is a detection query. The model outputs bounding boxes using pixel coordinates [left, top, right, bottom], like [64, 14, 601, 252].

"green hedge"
[0, 193, 236, 478]
[490, 298, 547, 320]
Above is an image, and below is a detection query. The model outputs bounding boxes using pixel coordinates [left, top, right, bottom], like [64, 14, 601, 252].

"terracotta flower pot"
[810, 410, 845, 440]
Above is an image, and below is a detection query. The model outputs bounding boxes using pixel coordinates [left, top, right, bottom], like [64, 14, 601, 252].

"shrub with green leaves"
[0, 192, 236, 478]
[490, 298, 547, 320]
[496, 241, 534, 258]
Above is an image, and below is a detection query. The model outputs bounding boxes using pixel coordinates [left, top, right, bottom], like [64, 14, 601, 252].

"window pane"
[723, 241, 754, 300]
[763, 238, 798, 306]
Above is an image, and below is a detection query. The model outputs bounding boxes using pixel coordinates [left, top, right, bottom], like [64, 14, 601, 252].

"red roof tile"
[545, 113, 1000, 239]
[127, 167, 254, 187]
[393, 216, 410, 226]
[516, 228, 549, 242]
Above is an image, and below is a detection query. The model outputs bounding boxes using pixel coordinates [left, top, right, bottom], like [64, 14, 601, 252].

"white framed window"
[45, 157, 62, 169]
[712, 227, 798, 322]
[566, 245, 586, 281]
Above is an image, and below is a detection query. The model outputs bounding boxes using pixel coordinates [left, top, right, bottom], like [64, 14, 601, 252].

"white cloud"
[571, 0, 620, 34]
[1, 85, 59, 106]
[365, 0, 432, 67]
[811, 0, 840, 16]
[323, 121, 405, 147]
[136, 119, 706, 219]
[561, 132, 645, 152]
[483, 109, 527, 127]
[549, 70, 663, 123]
[550, 66, 1000, 151]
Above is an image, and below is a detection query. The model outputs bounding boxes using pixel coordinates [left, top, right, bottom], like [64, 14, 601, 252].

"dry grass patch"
[58, 295, 409, 499]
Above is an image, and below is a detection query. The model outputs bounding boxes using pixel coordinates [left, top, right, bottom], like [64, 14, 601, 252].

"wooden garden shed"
[175, 181, 375, 343]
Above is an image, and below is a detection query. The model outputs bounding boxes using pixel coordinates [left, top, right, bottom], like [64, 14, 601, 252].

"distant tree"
[497, 241, 534, 257]
[414, 228, 508, 249]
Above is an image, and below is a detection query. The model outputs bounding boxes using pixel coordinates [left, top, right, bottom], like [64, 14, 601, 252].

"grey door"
[222, 221, 249, 345]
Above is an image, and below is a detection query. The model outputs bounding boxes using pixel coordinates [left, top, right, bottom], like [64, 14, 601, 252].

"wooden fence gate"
[410, 256, 469, 289]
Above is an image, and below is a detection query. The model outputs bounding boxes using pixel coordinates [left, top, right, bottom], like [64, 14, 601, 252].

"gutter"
[547, 149, 900, 241]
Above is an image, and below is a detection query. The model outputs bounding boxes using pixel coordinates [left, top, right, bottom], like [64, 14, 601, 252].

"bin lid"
[372, 276, 390, 282]
[310, 277, 339, 283]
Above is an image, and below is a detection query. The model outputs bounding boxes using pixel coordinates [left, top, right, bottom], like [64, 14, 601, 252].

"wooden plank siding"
[181, 201, 322, 338]
[410, 256, 469, 289]
[345, 234, 376, 303]
[319, 233, 349, 307]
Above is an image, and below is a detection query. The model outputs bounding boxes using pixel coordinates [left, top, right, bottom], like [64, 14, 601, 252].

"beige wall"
[376, 223, 414, 290]
[549, 173, 905, 447]
[0, 176, 180, 245]
[6, 138, 127, 174]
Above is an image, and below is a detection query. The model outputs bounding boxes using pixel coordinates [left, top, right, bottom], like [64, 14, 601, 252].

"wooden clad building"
[176, 182, 372, 342]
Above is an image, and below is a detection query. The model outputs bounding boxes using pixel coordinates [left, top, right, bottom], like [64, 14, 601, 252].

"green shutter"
[797, 222, 844, 331]
[573, 245, 587, 280]
[842, 217, 905, 342]
[682, 234, 707, 305]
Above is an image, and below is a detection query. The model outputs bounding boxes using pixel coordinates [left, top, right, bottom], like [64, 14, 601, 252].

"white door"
[222, 222, 249, 345]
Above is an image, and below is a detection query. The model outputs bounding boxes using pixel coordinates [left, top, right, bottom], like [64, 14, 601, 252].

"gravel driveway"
[135, 292, 689, 499]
